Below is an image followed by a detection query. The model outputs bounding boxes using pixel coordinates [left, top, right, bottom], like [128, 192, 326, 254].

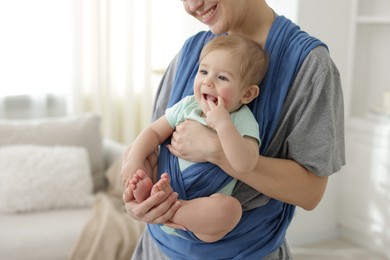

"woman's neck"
[229, 1, 274, 48]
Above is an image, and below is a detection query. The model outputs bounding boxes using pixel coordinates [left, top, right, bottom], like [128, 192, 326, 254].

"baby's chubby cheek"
[218, 89, 234, 104]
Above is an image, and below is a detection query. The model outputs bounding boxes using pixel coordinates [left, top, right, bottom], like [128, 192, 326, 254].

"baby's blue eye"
[199, 70, 207, 75]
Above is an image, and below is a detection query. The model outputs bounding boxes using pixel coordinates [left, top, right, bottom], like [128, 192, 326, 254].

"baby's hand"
[206, 96, 231, 130]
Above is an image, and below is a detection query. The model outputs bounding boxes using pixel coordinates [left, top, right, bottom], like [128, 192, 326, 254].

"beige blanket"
[68, 158, 146, 260]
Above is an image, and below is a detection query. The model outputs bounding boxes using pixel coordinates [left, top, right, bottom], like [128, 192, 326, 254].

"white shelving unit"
[357, 16, 390, 24]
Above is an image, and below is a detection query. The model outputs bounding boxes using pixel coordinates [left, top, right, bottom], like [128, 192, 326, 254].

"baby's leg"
[171, 193, 242, 243]
[130, 169, 153, 203]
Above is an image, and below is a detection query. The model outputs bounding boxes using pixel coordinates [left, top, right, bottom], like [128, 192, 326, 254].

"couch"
[0, 114, 145, 260]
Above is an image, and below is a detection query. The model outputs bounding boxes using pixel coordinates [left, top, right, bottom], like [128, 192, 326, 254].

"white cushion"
[0, 113, 105, 192]
[0, 145, 94, 213]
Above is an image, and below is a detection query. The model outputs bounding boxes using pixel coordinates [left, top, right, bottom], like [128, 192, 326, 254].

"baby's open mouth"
[203, 94, 218, 105]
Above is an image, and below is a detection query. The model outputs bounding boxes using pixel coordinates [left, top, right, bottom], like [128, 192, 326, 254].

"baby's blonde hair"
[199, 34, 268, 87]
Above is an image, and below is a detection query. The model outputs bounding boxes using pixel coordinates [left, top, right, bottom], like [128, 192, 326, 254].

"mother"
[122, 0, 345, 259]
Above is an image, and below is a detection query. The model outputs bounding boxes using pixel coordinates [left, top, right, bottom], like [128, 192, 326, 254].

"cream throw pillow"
[0, 145, 94, 213]
[0, 113, 105, 192]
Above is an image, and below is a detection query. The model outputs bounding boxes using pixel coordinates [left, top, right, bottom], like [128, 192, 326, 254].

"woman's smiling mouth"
[200, 5, 217, 23]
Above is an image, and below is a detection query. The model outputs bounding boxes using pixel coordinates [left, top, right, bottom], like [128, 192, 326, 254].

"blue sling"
[148, 15, 327, 259]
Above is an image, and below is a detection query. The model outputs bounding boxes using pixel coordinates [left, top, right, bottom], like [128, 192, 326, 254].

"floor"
[291, 238, 389, 260]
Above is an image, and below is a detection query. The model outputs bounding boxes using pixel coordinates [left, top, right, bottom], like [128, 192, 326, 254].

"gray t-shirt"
[132, 46, 345, 260]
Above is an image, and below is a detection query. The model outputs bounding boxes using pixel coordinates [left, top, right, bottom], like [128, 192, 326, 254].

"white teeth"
[202, 7, 215, 22]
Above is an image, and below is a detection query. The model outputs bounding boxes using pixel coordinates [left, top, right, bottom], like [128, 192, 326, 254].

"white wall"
[266, 0, 298, 22]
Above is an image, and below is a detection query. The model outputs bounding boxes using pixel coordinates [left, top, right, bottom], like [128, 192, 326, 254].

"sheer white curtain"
[70, 0, 207, 143]
[71, 0, 153, 143]
[0, 0, 71, 119]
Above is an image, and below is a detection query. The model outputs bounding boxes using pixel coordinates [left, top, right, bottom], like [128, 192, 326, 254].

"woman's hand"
[167, 120, 223, 164]
[121, 144, 181, 223]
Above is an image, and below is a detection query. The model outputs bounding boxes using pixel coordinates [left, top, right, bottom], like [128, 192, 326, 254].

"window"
[0, 0, 72, 96]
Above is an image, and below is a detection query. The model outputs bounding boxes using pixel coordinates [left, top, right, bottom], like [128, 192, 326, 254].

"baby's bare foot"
[130, 169, 153, 203]
[151, 173, 173, 199]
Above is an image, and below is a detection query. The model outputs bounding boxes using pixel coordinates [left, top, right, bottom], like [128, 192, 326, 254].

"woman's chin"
[209, 26, 225, 35]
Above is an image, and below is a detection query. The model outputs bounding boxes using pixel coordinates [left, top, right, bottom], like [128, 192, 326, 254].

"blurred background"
[0, 0, 389, 258]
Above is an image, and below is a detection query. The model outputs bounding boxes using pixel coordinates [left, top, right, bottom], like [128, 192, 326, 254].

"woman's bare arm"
[217, 152, 328, 210]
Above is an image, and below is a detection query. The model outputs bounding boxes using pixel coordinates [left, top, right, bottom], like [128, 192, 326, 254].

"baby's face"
[194, 49, 245, 114]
